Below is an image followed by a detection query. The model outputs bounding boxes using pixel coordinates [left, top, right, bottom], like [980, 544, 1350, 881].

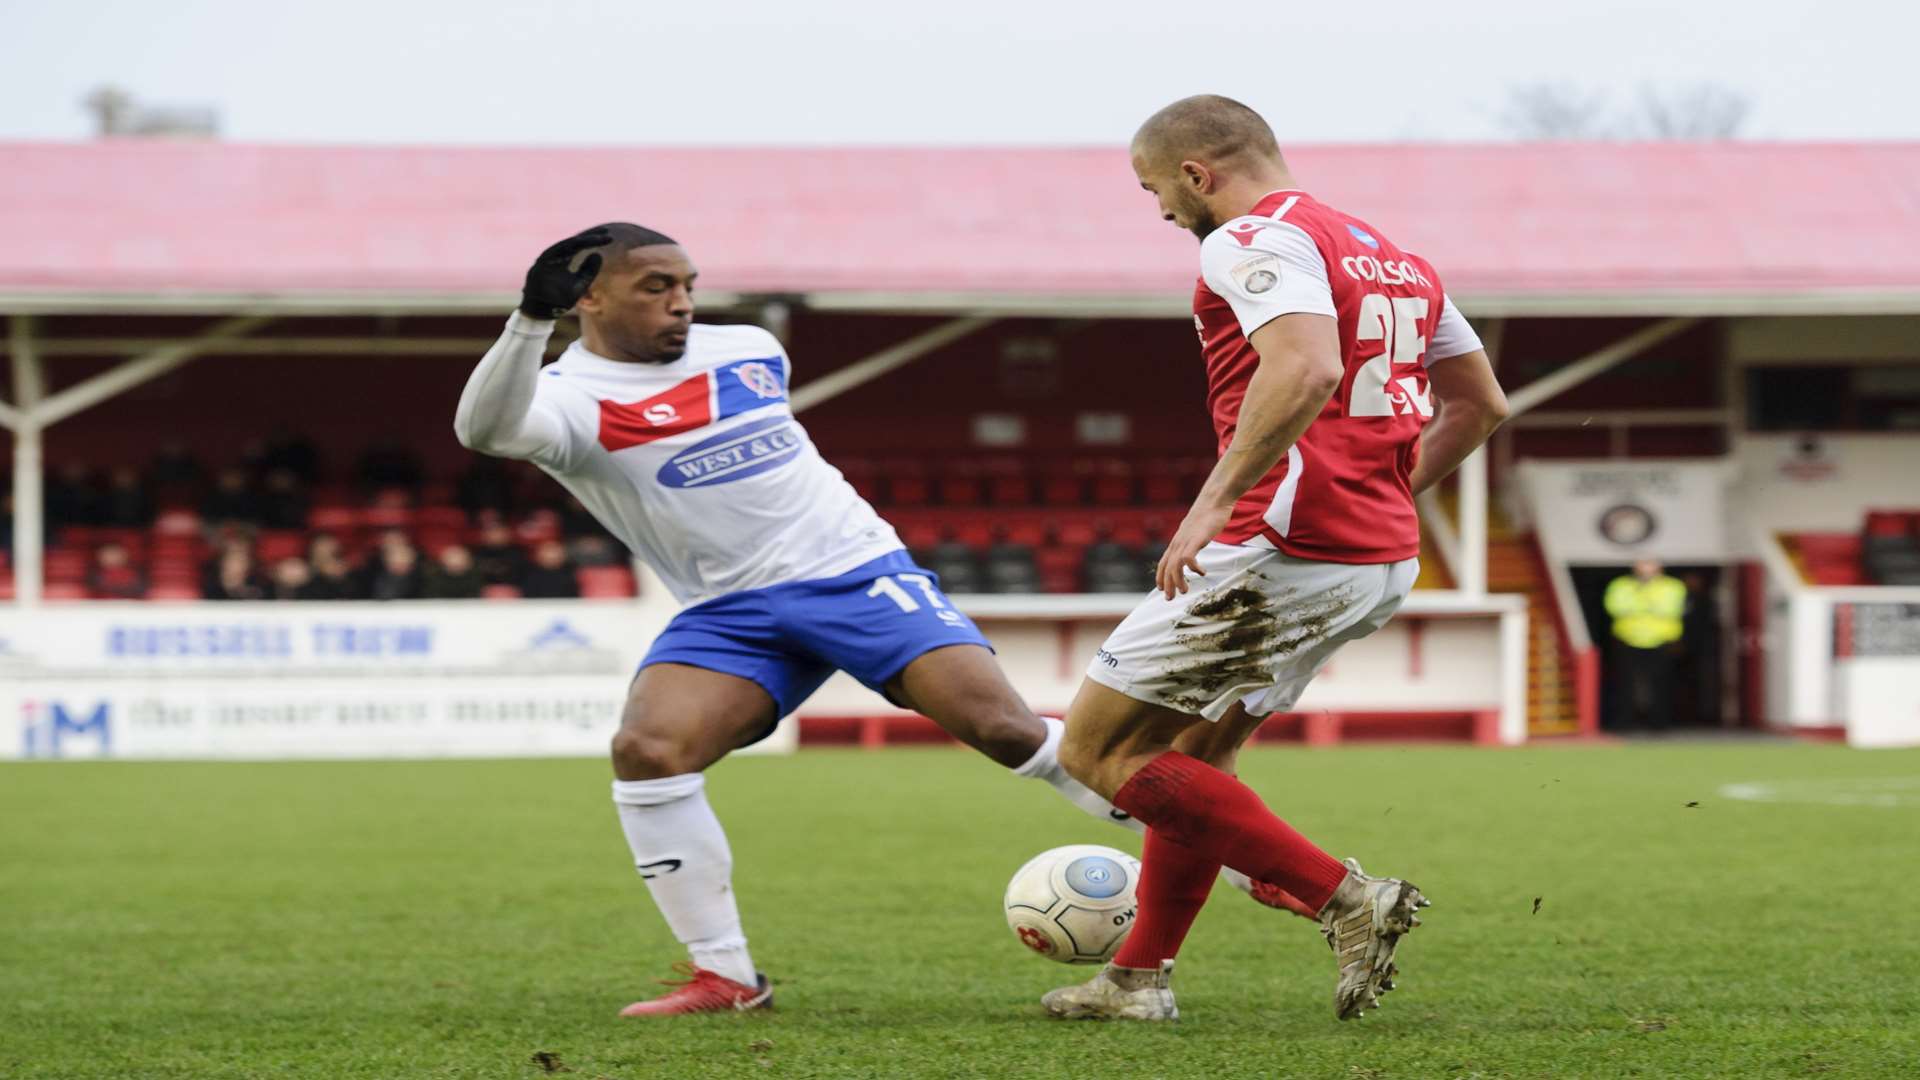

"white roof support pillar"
[789, 316, 994, 413]
[1505, 317, 1699, 417]
[9, 315, 46, 606]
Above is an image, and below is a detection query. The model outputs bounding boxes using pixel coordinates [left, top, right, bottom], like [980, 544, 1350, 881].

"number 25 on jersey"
[1351, 293, 1433, 418]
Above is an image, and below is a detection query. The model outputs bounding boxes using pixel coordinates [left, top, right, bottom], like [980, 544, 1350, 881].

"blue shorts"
[640, 550, 992, 742]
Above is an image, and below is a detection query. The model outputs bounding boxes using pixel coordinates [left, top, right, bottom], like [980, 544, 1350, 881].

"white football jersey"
[518, 322, 901, 604]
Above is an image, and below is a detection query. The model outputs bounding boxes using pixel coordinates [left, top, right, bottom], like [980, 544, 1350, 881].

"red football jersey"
[1194, 190, 1474, 564]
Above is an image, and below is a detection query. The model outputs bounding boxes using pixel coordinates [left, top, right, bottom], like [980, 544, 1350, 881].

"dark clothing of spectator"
[521, 563, 581, 599]
[471, 542, 527, 586]
[303, 569, 362, 601]
[356, 442, 425, 494]
[99, 475, 154, 528]
[457, 459, 515, 516]
[89, 564, 146, 600]
[201, 483, 261, 526]
[205, 569, 270, 601]
[367, 561, 425, 601]
[423, 566, 485, 600]
[45, 469, 100, 529]
[258, 477, 310, 530]
[148, 445, 204, 498]
[261, 433, 322, 486]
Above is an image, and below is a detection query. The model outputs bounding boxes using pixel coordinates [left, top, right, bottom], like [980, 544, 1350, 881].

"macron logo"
[1227, 222, 1267, 247]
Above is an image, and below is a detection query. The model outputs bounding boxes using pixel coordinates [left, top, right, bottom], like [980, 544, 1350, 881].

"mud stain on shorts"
[1153, 572, 1355, 714]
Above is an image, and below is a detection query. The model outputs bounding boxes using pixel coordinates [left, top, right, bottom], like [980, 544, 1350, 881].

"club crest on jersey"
[1346, 224, 1380, 248]
[1226, 222, 1268, 247]
[734, 361, 782, 400]
[656, 415, 804, 489]
[1230, 254, 1282, 296]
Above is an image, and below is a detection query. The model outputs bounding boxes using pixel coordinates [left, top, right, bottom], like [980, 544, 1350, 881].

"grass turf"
[3, 743, 1918, 1079]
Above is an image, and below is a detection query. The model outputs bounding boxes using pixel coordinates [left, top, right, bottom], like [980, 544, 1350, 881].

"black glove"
[519, 227, 612, 319]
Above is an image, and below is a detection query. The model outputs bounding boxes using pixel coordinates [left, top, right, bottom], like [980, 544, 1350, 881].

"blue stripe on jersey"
[714, 356, 789, 420]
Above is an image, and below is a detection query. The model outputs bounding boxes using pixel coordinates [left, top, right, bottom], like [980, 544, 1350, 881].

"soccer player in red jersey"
[1042, 96, 1509, 1021]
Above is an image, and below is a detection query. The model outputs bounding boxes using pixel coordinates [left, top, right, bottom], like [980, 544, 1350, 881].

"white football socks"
[1012, 716, 1144, 834]
[610, 774, 758, 988]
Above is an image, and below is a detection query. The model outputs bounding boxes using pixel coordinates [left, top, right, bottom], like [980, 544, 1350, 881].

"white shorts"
[1086, 542, 1418, 722]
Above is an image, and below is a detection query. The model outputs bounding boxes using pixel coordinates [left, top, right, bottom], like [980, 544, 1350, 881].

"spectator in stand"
[201, 468, 261, 528]
[258, 468, 309, 530]
[423, 544, 486, 599]
[88, 542, 146, 600]
[148, 441, 204, 503]
[559, 495, 621, 566]
[205, 546, 269, 601]
[457, 456, 516, 517]
[520, 539, 580, 599]
[304, 533, 361, 600]
[261, 429, 322, 486]
[98, 467, 154, 528]
[355, 440, 425, 497]
[269, 557, 315, 601]
[367, 539, 425, 601]
[45, 463, 100, 530]
[470, 518, 527, 586]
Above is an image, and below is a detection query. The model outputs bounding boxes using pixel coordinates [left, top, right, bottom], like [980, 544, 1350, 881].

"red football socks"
[1112, 828, 1219, 969]
[1112, 751, 1349, 914]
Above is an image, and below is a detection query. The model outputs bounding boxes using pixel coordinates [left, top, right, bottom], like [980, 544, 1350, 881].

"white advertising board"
[1838, 657, 1920, 749]
[0, 602, 790, 760]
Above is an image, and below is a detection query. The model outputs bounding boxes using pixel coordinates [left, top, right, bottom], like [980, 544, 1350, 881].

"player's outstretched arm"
[1408, 348, 1507, 496]
[1156, 313, 1343, 598]
[453, 228, 609, 461]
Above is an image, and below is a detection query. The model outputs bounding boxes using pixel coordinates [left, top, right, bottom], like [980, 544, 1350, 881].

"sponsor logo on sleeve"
[656, 415, 805, 488]
[715, 356, 789, 419]
[1346, 223, 1381, 248]
[1230, 253, 1283, 296]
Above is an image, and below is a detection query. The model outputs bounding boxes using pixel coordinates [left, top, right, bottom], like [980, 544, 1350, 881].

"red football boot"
[618, 962, 773, 1017]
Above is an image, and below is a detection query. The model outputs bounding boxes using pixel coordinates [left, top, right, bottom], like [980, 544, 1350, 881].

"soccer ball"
[1003, 844, 1140, 964]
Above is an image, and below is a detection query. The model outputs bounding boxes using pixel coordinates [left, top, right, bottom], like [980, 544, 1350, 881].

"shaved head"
[1132, 94, 1283, 172]
[1130, 95, 1295, 240]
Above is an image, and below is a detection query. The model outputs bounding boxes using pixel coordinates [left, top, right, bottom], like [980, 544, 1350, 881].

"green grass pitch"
[4, 743, 1918, 1079]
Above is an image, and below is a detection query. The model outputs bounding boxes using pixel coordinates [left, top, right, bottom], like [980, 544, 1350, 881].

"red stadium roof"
[2, 140, 1918, 315]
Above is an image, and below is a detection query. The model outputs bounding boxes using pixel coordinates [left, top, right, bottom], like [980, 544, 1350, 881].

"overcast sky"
[3, 0, 1916, 145]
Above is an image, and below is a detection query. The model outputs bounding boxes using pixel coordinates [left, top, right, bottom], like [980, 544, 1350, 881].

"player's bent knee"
[610, 726, 703, 780]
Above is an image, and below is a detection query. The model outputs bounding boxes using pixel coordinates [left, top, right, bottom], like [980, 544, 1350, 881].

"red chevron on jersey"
[599, 373, 713, 451]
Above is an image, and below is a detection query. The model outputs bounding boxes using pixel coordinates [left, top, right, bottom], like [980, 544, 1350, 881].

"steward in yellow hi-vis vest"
[1604, 559, 1689, 732]
[1605, 572, 1687, 649]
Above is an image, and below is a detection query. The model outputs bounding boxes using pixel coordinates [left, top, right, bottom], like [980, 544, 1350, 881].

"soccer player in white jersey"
[456, 224, 1303, 1016]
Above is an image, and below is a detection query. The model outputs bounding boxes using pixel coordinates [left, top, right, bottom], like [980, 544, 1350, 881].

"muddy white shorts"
[1085, 542, 1419, 721]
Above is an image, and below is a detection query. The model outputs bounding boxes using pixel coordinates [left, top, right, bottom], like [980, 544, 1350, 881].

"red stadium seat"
[43, 582, 89, 601]
[359, 505, 416, 530]
[880, 459, 931, 508]
[256, 531, 308, 563]
[415, 506, 469, 531]
[308, 506, 358, 532]
[146, 583, 203, 601]
[1053, 517, 1100, 548]
[1087, 458, 1136, 506]
[43, 549, 89, 583]
[482, 584, 523, 600]
[578, 566, 637, 598]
